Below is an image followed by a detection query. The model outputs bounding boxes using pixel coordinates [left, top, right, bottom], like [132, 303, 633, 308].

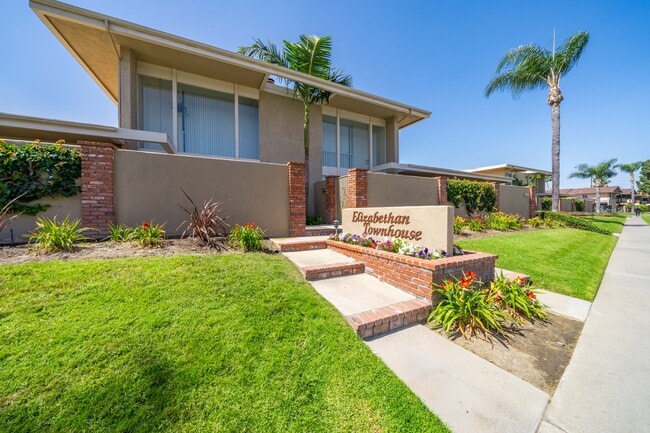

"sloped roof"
[30, 0, 430, 128]
[556, 186, 623, 195]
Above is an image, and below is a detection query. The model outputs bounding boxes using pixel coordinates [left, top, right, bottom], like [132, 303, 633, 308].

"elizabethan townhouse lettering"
[352, 211, 422, 241]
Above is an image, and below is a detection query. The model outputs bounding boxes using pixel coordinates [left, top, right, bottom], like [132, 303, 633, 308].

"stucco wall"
[258, 90, 322, 214]
[1, 195, 82, 245]
[498, 185, 530, 217]
[114, 150, 289, 237]
[367, 172, 439, 208]
[337, 176, 349, 222]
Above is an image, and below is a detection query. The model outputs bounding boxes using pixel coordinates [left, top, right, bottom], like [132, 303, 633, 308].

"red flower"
[142, 222, 150, 229]
[466, 271, 477, 281]
[526, 291, 536, 300]
[459, 277, 472, 289]
[245, 222, 256, 230]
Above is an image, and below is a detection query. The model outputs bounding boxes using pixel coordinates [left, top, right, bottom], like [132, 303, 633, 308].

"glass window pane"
[340, 118, 369, 169]
[177, 83, 235, 157]
[372, 125, 386, 167]
[322, 115, 337, 167]
[139, 76, 173, 151]
[239, 96, 259, 160]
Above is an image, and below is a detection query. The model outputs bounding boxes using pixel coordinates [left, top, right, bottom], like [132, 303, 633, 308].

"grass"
[457, 228, 617, 301]
[643, 214, 650, 225]
[579, 214, 627, 234]
[0, 254, 449, 433]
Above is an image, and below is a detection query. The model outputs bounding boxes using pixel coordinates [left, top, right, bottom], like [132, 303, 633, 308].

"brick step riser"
[346, 299, 432, 340]
[277, 241, 327, 252]
[302, 262, 365, 281]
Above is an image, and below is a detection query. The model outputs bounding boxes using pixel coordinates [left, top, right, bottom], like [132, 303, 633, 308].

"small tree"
[637, 160, 650, 196]
[569, 159, 617, 213]
[616, 161, 643, 214]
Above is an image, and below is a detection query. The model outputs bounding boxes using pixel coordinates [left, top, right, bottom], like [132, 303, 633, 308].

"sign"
[342, 206, 454, 254]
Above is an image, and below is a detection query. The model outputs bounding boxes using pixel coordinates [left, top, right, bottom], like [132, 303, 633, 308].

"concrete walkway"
[538, 216, 650, 433]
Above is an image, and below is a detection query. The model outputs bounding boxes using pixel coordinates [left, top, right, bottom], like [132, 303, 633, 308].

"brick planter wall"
[326, 240, 497, 301]
[79, 141, 116, 239]
[288, 161, 306, 236]
[436, 176, 449, 205]
[325, 175, 337, 224]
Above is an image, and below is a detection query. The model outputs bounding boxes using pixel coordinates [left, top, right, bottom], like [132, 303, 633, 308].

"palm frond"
[553, 31, 590, 76]
[486, 44, 551, 97]
[615, 161, 643, 174]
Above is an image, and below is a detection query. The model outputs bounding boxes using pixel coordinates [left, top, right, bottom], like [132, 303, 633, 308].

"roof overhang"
[30, 0, 430, 128]
[465, 163, 552, 177]
[373, 162, 510, 183]
[0, 112, 175, 152]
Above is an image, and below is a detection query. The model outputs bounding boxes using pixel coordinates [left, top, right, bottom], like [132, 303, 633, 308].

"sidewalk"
[539, 216, 650, 433]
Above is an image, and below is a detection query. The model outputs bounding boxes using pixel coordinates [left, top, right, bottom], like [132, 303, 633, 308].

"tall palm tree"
[238, 35, 352, 207]
[569, 159, 617, 213]
[616, 161, 643, 214]
[486, 31, 590, 212]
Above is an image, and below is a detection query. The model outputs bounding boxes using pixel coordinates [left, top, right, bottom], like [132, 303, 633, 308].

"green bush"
[447, 179, 497, 215]
[640, 204, 648, 213]
[453, 216, 466, 235]
[130, 221, 166, 247]
[229, 223, 264, 252]
[306, 215, 324, 226]
[490, 274, 547, 322]
[27, 215, 90, 252]
[541, 197, 552, 211]
[466, 216, 487, 232]
[485, 212, 523, 231]
[574, 200, 585, 212]
[537, 211, 611, 234]
[0, 140, 81, 215]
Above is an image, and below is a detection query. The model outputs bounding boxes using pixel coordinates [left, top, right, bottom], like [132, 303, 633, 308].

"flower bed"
[327, 236, 497, 301]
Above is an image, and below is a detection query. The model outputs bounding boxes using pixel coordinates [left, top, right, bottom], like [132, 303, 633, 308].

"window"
[138, 69, 259, 159]
[322, 115, 337, 167]
[321, 111, 386, 173]
[139, 76, 173, 150]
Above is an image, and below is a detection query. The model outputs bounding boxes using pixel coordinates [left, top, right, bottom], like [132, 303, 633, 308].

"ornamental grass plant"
[27, 215, 90, 252]
[228, 223, 264, 252]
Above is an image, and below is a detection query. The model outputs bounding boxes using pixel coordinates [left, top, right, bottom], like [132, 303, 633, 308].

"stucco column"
[528, 185, 537, 218]
[288, 162, 306, 236]
[347, 168, 368, 208]
[78, 141, 116, 239]
[436, 176, 449, 205]
[325, 175, 337, 224]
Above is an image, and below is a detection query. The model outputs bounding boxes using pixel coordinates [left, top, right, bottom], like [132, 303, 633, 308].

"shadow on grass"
[3, 347, 179, 433]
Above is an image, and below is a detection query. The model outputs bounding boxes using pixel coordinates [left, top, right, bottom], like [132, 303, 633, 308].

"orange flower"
[526, 291, 536, 300]
[142, 222, 150, 229]
[245, 222, 256, 230]
[466, 271, 477, 281]
[459, 277, 472, 289]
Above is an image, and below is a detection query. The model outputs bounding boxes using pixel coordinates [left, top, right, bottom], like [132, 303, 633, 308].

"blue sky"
[1, 0, 648, 188]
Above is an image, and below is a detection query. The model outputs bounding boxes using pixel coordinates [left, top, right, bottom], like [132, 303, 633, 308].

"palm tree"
[616, 161, 643, 214]
[486, 31, 590, 212]
[238, 35, 352, 207]
[569, 159, 617, 213]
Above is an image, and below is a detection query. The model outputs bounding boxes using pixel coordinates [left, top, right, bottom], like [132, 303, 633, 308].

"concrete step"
[271, 236, 329, 252]
[283, 248, 365, 280]
[310, 273, 431, 339]
[304, 225, 336, 236]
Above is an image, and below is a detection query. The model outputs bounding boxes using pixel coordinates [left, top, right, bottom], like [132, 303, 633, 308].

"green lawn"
[0, 254, 448, 433]
[580, 214, 627, 233]
[457, 228, 617, 301]
[643, 214, 650, 225]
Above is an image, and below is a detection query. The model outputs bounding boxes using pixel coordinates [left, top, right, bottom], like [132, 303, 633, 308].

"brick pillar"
[436, 176, 449, 205]
[79, 141, 116, 239]
[491, 182, 501, 212]
[347, 168, 368, 208]
[288, 162, 306, 237]
[325, 175, 337, 224]
[528, 185, 537, 218]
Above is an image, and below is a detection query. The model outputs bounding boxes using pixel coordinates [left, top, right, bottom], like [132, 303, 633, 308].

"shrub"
[485, 212, 523, 231]
[453, 216, 466, 235]
[537, 211, 611, 235]
[229, 223, 264, 252]
[639, 204, 648, 213]
[428, 272, 507, 340]
[27, 215, 90, 252]
[178, 189, 228, 249]
[0, 140, 81, 215]
[108, 223, 134, 242]
[541, 197, 552, 211]
[130, 221, 166, 248]
[489, 274, 547, 322]
[574, 200, 585, 212]
[306, 215, 323, 226]
[447, 179, 497, 215]
[466, 216, 487, 232]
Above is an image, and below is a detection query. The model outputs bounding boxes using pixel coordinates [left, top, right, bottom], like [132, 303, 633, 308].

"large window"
[321, 111, 386, 174]
[138, 67, 259, 160]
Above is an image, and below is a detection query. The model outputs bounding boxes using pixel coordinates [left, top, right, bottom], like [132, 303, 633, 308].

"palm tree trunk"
[303, 103, 311, 212]
[595, 185, 601, 213]
[551, 103, 561, 212]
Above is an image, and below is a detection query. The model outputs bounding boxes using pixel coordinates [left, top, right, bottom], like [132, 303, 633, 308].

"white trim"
[171, 68, 178, 151]
[234, 84, 239, 159]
